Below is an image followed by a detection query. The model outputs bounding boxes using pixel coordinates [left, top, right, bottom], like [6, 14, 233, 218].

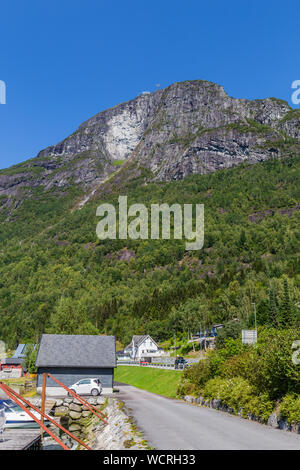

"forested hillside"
[0, 155, 299, 347]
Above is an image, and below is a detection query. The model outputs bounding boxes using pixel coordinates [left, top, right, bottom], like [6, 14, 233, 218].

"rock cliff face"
[133, 81, 300, 181]
[1, 80, 300, 204]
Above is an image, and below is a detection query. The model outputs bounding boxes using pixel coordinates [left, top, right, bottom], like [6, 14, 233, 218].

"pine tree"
[279, 278, 296, 328]
[238, 230, 246, 249]
[268, 288, 279, 328]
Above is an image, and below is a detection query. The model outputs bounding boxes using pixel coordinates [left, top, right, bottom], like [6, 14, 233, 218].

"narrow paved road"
[116, 383, 300, 450]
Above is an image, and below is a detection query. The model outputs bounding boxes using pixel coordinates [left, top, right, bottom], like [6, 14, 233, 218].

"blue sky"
[0, 0, 300, 169]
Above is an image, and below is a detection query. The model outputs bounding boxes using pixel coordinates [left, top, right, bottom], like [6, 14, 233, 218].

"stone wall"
[28, 396, 149, 450]
[182, 395, 300, 435]
[0, 369, 22, 379]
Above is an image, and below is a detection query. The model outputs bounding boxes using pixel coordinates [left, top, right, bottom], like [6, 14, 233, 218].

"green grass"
[115, 366, 182, 398]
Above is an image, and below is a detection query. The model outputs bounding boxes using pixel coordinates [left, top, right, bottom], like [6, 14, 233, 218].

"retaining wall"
[182, 395, 300, 435]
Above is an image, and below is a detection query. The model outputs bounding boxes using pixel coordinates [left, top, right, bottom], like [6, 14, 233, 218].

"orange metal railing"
[0, 382, 70, 450]
[0, 372, 109, 450]
[0, 382, 92, 450]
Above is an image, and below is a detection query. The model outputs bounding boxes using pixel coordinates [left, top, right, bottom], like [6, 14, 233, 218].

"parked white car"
[69, 378, 102, 396]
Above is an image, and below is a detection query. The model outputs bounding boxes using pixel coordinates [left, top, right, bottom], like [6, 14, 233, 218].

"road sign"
[242, 329, 257, 345]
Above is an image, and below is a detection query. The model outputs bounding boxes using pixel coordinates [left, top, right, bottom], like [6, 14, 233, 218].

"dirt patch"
[106, 248, 136, 262]
[248, 205, 300, 223]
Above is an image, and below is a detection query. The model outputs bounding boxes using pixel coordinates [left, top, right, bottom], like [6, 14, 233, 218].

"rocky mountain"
[0, 80, 299, 348]
[1, 80, 300, 213]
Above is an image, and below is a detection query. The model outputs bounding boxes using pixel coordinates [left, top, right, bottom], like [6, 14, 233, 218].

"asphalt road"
[116, 382, 300, 450]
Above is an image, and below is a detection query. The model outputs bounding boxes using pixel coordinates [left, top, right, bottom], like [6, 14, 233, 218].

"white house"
[124, 335, 162, 360]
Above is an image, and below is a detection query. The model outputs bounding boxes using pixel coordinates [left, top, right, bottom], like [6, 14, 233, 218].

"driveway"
[116, 382, 300, 450]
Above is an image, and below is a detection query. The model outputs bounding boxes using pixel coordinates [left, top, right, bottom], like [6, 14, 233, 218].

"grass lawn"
[115, 366, 182, 398]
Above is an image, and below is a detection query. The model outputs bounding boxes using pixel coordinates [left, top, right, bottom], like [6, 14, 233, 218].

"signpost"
[242, 329, 257, 345]
[242, 302, 258, 344]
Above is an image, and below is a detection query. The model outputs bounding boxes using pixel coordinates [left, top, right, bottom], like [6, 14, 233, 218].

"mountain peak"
[1, 80, 299, 214]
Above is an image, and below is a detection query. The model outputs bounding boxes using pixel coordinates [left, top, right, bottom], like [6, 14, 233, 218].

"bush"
[204, 329, 300, 400]
[203, 377, 254, 409]
[279, 393, 300, 425]
[220, 351, 254, 380]
[203, 377, 274, 423]
[24, 345, 38, 374]
[179, 343, 194, 355]
[182, 359, 213, 389]
[243, 394, 274, 423]
[245, 328, 300, 399]
[181, 382, 198, 396]
[208, 338, 247, 376]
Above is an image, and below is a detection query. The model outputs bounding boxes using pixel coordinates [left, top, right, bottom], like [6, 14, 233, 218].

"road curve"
[116, 382, 300, 450]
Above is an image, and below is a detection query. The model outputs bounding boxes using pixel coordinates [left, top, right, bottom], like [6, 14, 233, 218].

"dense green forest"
[0, 155, 299, 348]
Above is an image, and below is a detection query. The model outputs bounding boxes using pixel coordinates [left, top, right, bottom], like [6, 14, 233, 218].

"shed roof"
[1, 358, 24, 365]
[12, 344, 37, 359]
[35, 334, 116, 368]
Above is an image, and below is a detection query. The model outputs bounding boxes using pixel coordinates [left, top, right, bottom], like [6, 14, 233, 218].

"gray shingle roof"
[12, 344, 37, 359]
[125, 335, 158, 350]
[35, 334, 116, 368]
[1, 358, 24, 365]
[124, 335, 147, 350]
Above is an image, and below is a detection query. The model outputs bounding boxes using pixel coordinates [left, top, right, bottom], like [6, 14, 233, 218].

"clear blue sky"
[1, 0, 300, 169]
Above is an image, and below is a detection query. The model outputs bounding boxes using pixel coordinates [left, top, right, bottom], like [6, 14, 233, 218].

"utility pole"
[199, 323, 202, 355]
[252, 302, 257, 343]
[252, 302, 257, 330]
[174, 329, 176, 359]
[132, 337, 135, 361]
[40, 373, 47, 440]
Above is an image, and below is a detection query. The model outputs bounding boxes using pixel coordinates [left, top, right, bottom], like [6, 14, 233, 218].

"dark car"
[174, 357, 188, 369]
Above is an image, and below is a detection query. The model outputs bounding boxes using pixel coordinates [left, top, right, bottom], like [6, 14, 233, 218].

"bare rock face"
[132, 82, 295, 181]
[1, 80, 299, 209]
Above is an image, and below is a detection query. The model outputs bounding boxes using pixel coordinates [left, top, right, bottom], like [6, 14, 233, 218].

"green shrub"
[245, 328, 300, 399]
[181, 382, 198, 396]
[182, 359, 213, 389]
[178, 329, 300, 405]
[243, 394, 274, 423]
[178, 342, 194, 355]
[279, 393, 300, 425]
[203, 377, 274, 423]
[208, 338, 247, 376]
[220, 351, 255, 380]
[203, 377, 254, 409]
[24, 345, 38, 373]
